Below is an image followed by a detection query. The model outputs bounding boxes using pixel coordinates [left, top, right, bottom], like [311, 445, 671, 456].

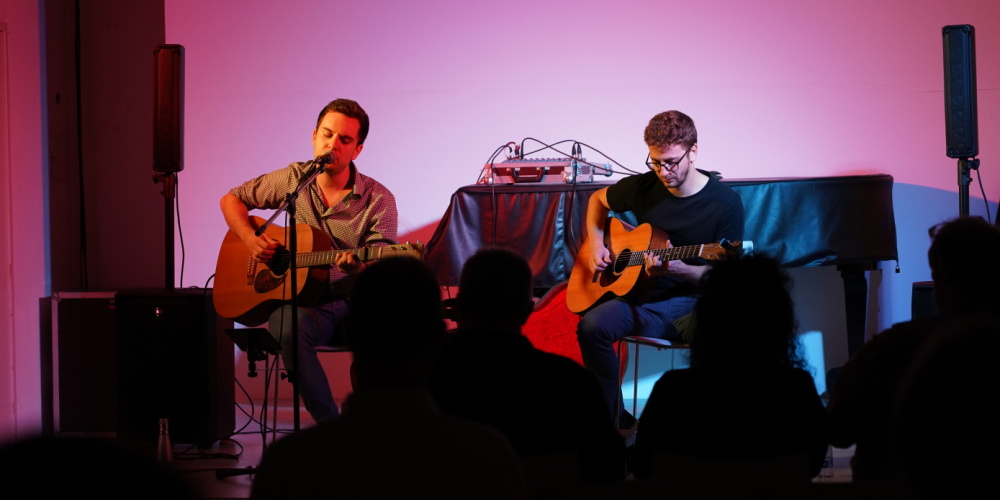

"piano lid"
[724, 174, 898, 268]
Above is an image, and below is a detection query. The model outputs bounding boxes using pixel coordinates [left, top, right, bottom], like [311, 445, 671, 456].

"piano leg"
[824, 263, 877, 396]
[839, 263, 876, 359]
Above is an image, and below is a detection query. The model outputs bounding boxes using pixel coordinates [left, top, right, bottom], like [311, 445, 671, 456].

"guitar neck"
[625, 245, 707, 267]
[290, 245, 423, 269]
[292, 247, 375, 269]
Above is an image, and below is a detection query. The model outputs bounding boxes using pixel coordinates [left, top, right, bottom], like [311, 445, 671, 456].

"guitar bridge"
[246, 258, 255, 286]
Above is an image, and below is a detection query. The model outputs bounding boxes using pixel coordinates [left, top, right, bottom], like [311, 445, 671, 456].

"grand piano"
[423, 175, 898, 358]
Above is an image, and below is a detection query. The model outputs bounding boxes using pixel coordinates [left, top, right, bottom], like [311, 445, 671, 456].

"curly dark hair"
[688, 253, 803, 369]
[643, 110, 697, 150]
[315, 98, 370, 145]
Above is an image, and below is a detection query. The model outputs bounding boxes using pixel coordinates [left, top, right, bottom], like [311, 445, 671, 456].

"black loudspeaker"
[116, 288, 234, 448]
[49, 292, 118, 435]
[942, 25, 978, 159]
[153, 44, 184, 172]
[911, 281, 940, 320]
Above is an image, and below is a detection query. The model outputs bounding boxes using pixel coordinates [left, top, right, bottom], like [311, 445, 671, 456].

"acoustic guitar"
[565, 218, 740, 313]
[213, 216, 423, 325]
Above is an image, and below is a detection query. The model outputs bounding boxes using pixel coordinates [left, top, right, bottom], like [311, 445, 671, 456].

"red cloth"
[522, 282, 626, 377]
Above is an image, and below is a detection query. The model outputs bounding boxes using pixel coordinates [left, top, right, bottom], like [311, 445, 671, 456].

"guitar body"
[213, 216, 331, 326]
[566, 218, 671, 314]
[566, 218, 738, 314]
[214, 216, 425, 326]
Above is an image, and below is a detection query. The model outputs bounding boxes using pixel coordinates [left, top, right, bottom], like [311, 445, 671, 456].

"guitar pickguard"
[253, 269, 287, 294]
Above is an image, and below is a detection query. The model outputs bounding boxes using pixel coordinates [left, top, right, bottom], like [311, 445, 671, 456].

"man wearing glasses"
[576, 110, 745, 433]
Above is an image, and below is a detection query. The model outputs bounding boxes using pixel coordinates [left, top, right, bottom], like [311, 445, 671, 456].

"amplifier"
[48, 292, 119, 436]
[481, 157, 612, 184]
[116, 288, 234, 447]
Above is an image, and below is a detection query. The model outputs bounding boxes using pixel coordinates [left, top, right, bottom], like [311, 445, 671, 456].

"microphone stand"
[215, 161, 324, 482]
[251, 161, 326, 434]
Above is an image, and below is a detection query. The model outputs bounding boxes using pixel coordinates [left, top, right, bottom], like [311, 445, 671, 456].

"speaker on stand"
[114, 45, 235, 450]
[153, 44, 184, 289]
[942, 24, 980, 218]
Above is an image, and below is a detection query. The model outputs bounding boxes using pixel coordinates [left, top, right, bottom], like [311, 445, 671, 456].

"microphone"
[313, 150, 334, 166]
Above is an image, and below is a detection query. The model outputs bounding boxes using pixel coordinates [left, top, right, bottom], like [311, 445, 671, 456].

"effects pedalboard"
[480, 157, 613, 184]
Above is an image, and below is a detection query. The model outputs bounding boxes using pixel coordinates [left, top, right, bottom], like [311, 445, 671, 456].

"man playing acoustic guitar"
[220, 99, 398, 423]
[575, 110, 744, 433]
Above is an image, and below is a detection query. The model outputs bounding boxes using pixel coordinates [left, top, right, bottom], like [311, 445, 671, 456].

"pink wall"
[1, 0, 47, 441]
[165, 0, 999, 333]
[2, 0, 997, 439]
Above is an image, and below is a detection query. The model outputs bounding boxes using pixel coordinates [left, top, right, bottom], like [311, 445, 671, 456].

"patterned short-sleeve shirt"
[229, 161, 398, 295]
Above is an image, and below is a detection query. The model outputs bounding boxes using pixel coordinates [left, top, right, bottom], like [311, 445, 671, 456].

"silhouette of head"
[457, 247, 534, 333]
[927, 216, 1000, 315]
[689, 253, 801, 369]
[347, 256, 445, 390]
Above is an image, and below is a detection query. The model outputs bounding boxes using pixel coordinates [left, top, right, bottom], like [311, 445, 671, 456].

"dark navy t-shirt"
[605, 170, 745, 298]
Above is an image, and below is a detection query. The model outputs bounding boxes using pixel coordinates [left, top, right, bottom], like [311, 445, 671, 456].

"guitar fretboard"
[286, 246, 420, 269]
[619, 245, 706, 267]
[296, 248, 368, 268]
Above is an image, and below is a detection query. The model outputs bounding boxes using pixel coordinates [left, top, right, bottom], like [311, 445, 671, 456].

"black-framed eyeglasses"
[646, 147, 692, 173]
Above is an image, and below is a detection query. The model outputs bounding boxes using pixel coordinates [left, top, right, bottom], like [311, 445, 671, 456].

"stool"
[615, 336, 690, 429]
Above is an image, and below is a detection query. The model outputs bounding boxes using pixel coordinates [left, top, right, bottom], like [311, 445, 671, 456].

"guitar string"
[615, 245, 706, 267]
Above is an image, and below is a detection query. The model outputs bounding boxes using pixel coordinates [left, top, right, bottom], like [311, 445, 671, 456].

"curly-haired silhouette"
[634, 253, 829, 483]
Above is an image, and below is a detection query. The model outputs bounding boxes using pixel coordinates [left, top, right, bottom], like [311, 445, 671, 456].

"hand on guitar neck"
[242, 221, 364, 276]
[334, 250, 365, 276]
[642, 250, 708, 283]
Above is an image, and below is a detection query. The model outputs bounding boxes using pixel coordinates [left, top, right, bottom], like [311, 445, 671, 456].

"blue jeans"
[576, 295, 697, 420]
[269, 300, 350, 423]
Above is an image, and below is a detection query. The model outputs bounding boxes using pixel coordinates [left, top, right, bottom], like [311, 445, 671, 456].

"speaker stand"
[154, 172, 177, 289]
[957, 157, 979, 218]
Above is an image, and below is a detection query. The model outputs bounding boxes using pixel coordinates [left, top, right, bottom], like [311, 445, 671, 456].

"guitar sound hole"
[613, 249, 630, 274]
[270, 249, 290, 275]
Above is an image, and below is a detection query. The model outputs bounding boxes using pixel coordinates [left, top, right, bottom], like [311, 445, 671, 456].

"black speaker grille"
[943, 25, 978, 159]
[153, 45, 185, 172]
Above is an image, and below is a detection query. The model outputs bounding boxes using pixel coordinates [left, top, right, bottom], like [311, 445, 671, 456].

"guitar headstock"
[701, 240, 744, 261]
[383, 242, 425, 259]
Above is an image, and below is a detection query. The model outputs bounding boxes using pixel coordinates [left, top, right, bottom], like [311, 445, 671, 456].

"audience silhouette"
[0, 434, 196, 499]
[428, 247, 627, 485]
[893, 313, 1000, 499]
[250, 256, 529, 499]
[633, 253, 829, 483]
[828, 216, 1000, 484]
